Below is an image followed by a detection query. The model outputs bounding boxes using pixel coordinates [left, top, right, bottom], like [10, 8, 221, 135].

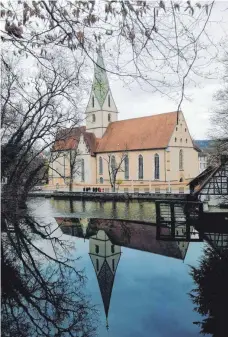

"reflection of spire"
[89, 230, 121, 328]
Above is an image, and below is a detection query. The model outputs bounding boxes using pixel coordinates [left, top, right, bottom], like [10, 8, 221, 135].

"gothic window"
[154, 154, 160, 179]
[111, 155, 116, 179]
[96, 259, 99, 272]
[179, 149, 183, 170]
[99, 156, 103, 175]
[108, 95, 111, 107]
[100, 177, 104, 184]
[108, 113, 111, 122]
[124, 155, 129, 180]
[92, 114, 96, 122]
[95, 245, 99, 254]
[138, 155, 143, 180]
[111, 245, 115, 253]
[92, 96, 94, 108]
[81, 159, 85, 181]
[112, 259, 115, 272]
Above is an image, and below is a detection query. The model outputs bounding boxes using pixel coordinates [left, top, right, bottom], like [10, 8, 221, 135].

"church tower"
[85, 47, 118, 138]
[89, 230, 121, 329]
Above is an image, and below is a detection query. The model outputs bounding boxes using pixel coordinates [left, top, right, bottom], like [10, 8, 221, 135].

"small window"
[108, 113, 111, 122]
[96, 259, 99, 272]
[95, 245, 99, 254]
[111, 245, 115, 253]
[186, 139, 188, 143]
[100, 177, 104, 184]
[185, 128, 187, 132]
[180, 138, 182, 143]
[92, 96, 94, 108]
[179, 177, 183, 182]
[175, 137, 177, 142]
[176, 127, 178, 131]
[108, 95, 111, 107]
[92, 114, 96, 122]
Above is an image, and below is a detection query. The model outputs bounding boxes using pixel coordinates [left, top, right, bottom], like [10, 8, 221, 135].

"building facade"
[49, 49, 200, 193]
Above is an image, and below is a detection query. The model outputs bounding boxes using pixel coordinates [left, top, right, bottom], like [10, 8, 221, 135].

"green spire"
[92, 46, 110, 108]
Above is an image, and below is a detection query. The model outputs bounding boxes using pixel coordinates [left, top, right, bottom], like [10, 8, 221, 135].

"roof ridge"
[109, 111, 179, 124]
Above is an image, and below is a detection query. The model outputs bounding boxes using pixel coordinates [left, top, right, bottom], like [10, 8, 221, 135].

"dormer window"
[108, 95, 111, 107]
[92, 114, 96, 123]
[108, 113, 111, 122]
[92, 96, 94, 108]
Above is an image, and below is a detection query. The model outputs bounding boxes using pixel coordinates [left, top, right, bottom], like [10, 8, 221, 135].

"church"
[49, 49, 200, 194]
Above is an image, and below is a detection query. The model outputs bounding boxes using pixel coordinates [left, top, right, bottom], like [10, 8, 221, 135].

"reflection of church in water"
[57, 217, 191, 328]
[89, 230, 121, 329]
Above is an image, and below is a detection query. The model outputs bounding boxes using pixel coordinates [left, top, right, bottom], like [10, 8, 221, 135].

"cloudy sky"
[108, 1, 228, 140]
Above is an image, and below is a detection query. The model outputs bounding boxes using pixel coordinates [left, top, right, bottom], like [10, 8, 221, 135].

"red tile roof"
[52, 126, 97, 156]
[96, 112, 178, 153]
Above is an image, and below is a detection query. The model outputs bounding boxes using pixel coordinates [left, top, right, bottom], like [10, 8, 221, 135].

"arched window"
[179, 149, 183, 170]
[112, 259, 115, 272]
[108, 113, 111, 122]
[99, 156, 103, 175]
[111, 155, 116, 178]
[138, 155, 143, 180]
[81, 159, 85, 181]
[96, 259, 99, 272]
[100, 177, 104, 184]
[108, 95, 111, 107]
[92, 114, 96, 122]
[92, 96, 94, 108]
[154, 154, 160, 179]
[124, 155, 129, 180]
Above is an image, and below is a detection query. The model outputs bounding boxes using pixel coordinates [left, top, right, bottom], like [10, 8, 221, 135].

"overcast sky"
[107, 1, 228, 140]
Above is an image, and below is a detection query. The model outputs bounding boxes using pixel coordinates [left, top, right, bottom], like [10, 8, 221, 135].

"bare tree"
[0, 1, 218, 110]
[104, 151, 127, 192]
[210, 52, 228, 158]
[1, 208, 98, 336]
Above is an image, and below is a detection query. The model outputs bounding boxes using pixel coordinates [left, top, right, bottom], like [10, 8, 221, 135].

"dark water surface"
[28, 198, 219, 337]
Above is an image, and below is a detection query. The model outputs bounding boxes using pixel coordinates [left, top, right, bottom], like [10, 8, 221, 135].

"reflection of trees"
[1, 205, 97, 337]
[189, 246, 228, 337]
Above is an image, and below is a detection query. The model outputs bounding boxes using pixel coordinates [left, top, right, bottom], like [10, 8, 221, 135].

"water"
[27, 198, 211, 337]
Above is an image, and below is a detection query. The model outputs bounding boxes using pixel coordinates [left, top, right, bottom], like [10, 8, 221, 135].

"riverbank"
[28, 190, 196, 201]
